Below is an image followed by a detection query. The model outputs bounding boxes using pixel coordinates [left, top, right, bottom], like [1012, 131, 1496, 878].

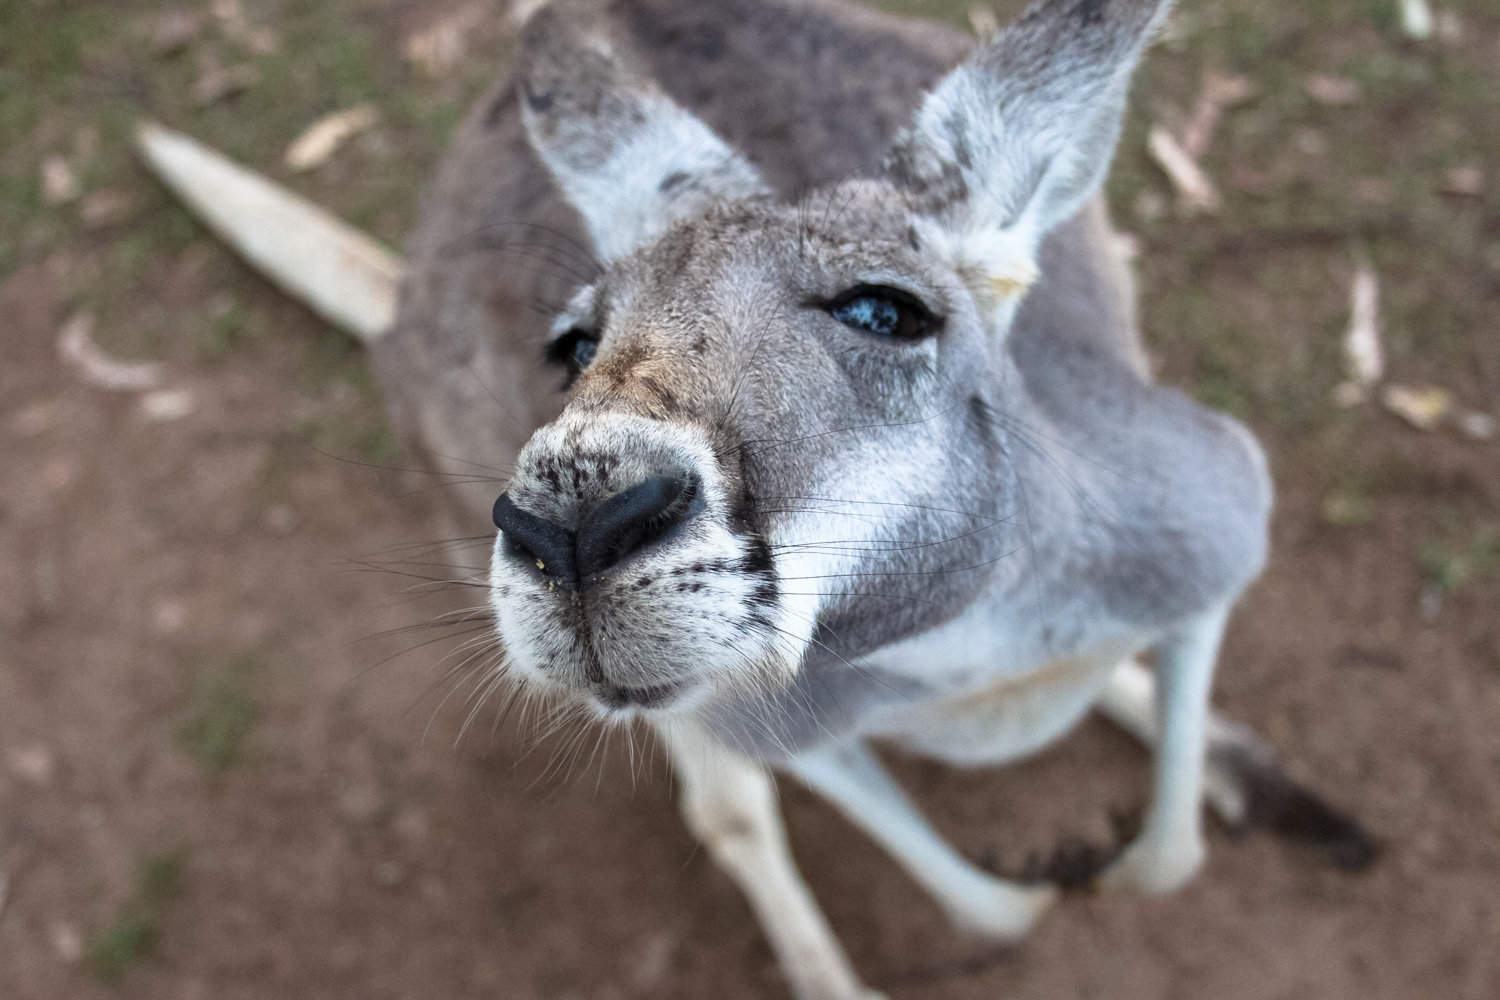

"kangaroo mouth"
[592, 679, 687, 711]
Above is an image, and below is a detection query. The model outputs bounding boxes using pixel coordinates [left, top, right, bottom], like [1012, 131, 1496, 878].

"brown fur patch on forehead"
[571, 334, 707, 423]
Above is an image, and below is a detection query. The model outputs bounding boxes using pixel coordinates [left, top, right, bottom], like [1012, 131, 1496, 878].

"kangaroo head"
[490, 0, 1171, 716]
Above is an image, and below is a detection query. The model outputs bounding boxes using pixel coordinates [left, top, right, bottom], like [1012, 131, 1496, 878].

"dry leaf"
[211, 0, 245, 28]
[1147, 126, 1221, 214]
[1381, 384, 1451, 431]
[140, 387, 198, 422]
[967, 5, 1000, 39]
[41, 155, 79, 204]
[1294, 128, 1329, 156]
[1400, 0, 1433, 39]
[1229, 165, 1273, 196]
[1353, 176, 1396, 205]
[1440, 166, 1483, 197]
[1435, 10, 1464, 43]
[1304, 74, 1361, 105]
[192, 62, 258, 105]
[403, 3, 488, 79]
[1333, 381, 1368, 408]
[56, 312, 165, 392]
[1321, 491, 1373, 527]
[49, 922, 83, 964]
[1133, 189, 1168, 222]
[7, 745, 57, 786]
[1456, 411, 1496, 441]
[212, 0, 278, 54]
[1344, 260, 1383, 387]
[285, 104, 380, 172]
[80, 189, 135, 228]
[150, 9, 203, 56]
[1180, 72, 1256, 160]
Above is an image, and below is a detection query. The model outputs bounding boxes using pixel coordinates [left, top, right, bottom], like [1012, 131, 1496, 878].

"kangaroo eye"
[545, 328, 599, 388]
[828, 285, 935, 340]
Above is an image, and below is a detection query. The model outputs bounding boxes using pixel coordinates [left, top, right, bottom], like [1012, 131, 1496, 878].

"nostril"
[576, 474, 700, 579]
[491, 492, 577, 584]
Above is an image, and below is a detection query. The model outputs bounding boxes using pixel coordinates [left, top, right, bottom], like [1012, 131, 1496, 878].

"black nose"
[492, 492, 576, 583]
[576, 474, 699, 579]
[492, 474, 700, 585]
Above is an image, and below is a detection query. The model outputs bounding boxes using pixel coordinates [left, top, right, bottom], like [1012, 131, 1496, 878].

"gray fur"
[375, 1, 1290, 989]
[378, 0, 1268, 744]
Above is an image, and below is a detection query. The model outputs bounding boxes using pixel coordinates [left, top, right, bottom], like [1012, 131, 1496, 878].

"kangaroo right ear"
[886, 0, 1173, 318]
[517, 5, 769, 263]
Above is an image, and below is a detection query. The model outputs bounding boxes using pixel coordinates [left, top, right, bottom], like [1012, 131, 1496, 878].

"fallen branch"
[136, 121, 402, 342]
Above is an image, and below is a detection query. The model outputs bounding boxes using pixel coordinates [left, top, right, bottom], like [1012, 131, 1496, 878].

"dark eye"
[827, 285, 936, 340]
[544, 328, 599, 388]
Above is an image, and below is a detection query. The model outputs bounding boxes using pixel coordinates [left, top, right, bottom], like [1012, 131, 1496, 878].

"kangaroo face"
[492, 185, 1025, 715]
[490, 0, 1164, 717]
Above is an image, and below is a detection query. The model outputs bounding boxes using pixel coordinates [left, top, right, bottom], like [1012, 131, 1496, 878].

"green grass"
[85, 847, 188, 984]
[177, 657, 261, 772]
[1420, 523, 1500, 596]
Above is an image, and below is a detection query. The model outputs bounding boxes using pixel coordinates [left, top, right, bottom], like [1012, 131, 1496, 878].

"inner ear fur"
[517, 2, 769, 262]
[886, 0, 1174, 294]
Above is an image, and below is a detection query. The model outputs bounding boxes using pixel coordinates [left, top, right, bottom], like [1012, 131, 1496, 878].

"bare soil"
[2, 2, 1498, 999]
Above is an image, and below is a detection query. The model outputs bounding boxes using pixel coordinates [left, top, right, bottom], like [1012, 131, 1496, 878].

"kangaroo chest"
[868, 641, 1139, 766]
[702, 584, 1148, 765]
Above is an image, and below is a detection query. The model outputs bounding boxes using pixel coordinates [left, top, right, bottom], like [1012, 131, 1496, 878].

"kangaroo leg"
[659, 722, 883, 1000]
[1098, 605, 1231, 894]
[1097, 657, 1377, 871]
[1096, 656, 1259, 827]
[788, 739, 1056, 940]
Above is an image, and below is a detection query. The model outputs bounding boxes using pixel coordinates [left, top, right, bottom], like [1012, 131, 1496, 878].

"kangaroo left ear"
[517, 3, 769, 262]
[885, 0, 1173, 317]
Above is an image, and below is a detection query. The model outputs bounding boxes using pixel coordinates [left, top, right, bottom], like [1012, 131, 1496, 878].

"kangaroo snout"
[488, 412, 797, 713]
[493, 472, 702, 587]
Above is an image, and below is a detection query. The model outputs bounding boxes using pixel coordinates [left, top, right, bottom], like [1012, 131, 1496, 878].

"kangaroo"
[139, 1, 1373, 997]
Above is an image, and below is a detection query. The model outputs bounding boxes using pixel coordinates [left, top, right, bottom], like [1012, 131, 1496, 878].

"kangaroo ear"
[886, 0, 1172, 310]
[517, 6, 769, 262]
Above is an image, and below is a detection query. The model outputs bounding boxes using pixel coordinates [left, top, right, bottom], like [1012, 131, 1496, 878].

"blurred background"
[1, 1, 1496, 998]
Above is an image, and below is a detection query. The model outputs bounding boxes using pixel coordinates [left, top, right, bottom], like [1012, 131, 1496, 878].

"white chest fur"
[858, 593, 1149, 766]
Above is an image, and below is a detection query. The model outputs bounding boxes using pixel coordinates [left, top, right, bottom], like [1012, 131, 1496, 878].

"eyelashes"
[544, 328, 600, 388]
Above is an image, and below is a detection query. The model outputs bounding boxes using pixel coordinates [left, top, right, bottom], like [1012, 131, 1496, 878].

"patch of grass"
[85, 847, 188, 985]
[177, 656, 261, 772]
[193, 289, 269, 362]
[1419, 523, 1500, 595]
[1320, 488, 1375, 527]
[295, 412, 404, 467]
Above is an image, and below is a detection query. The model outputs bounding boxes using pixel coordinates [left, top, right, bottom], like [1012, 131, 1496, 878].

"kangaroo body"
[378, 0, 1264, 754]
[364, 2, 1366, 997]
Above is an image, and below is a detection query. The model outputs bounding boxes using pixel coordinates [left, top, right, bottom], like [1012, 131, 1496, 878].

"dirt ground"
[2, 1, 1498, 999]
